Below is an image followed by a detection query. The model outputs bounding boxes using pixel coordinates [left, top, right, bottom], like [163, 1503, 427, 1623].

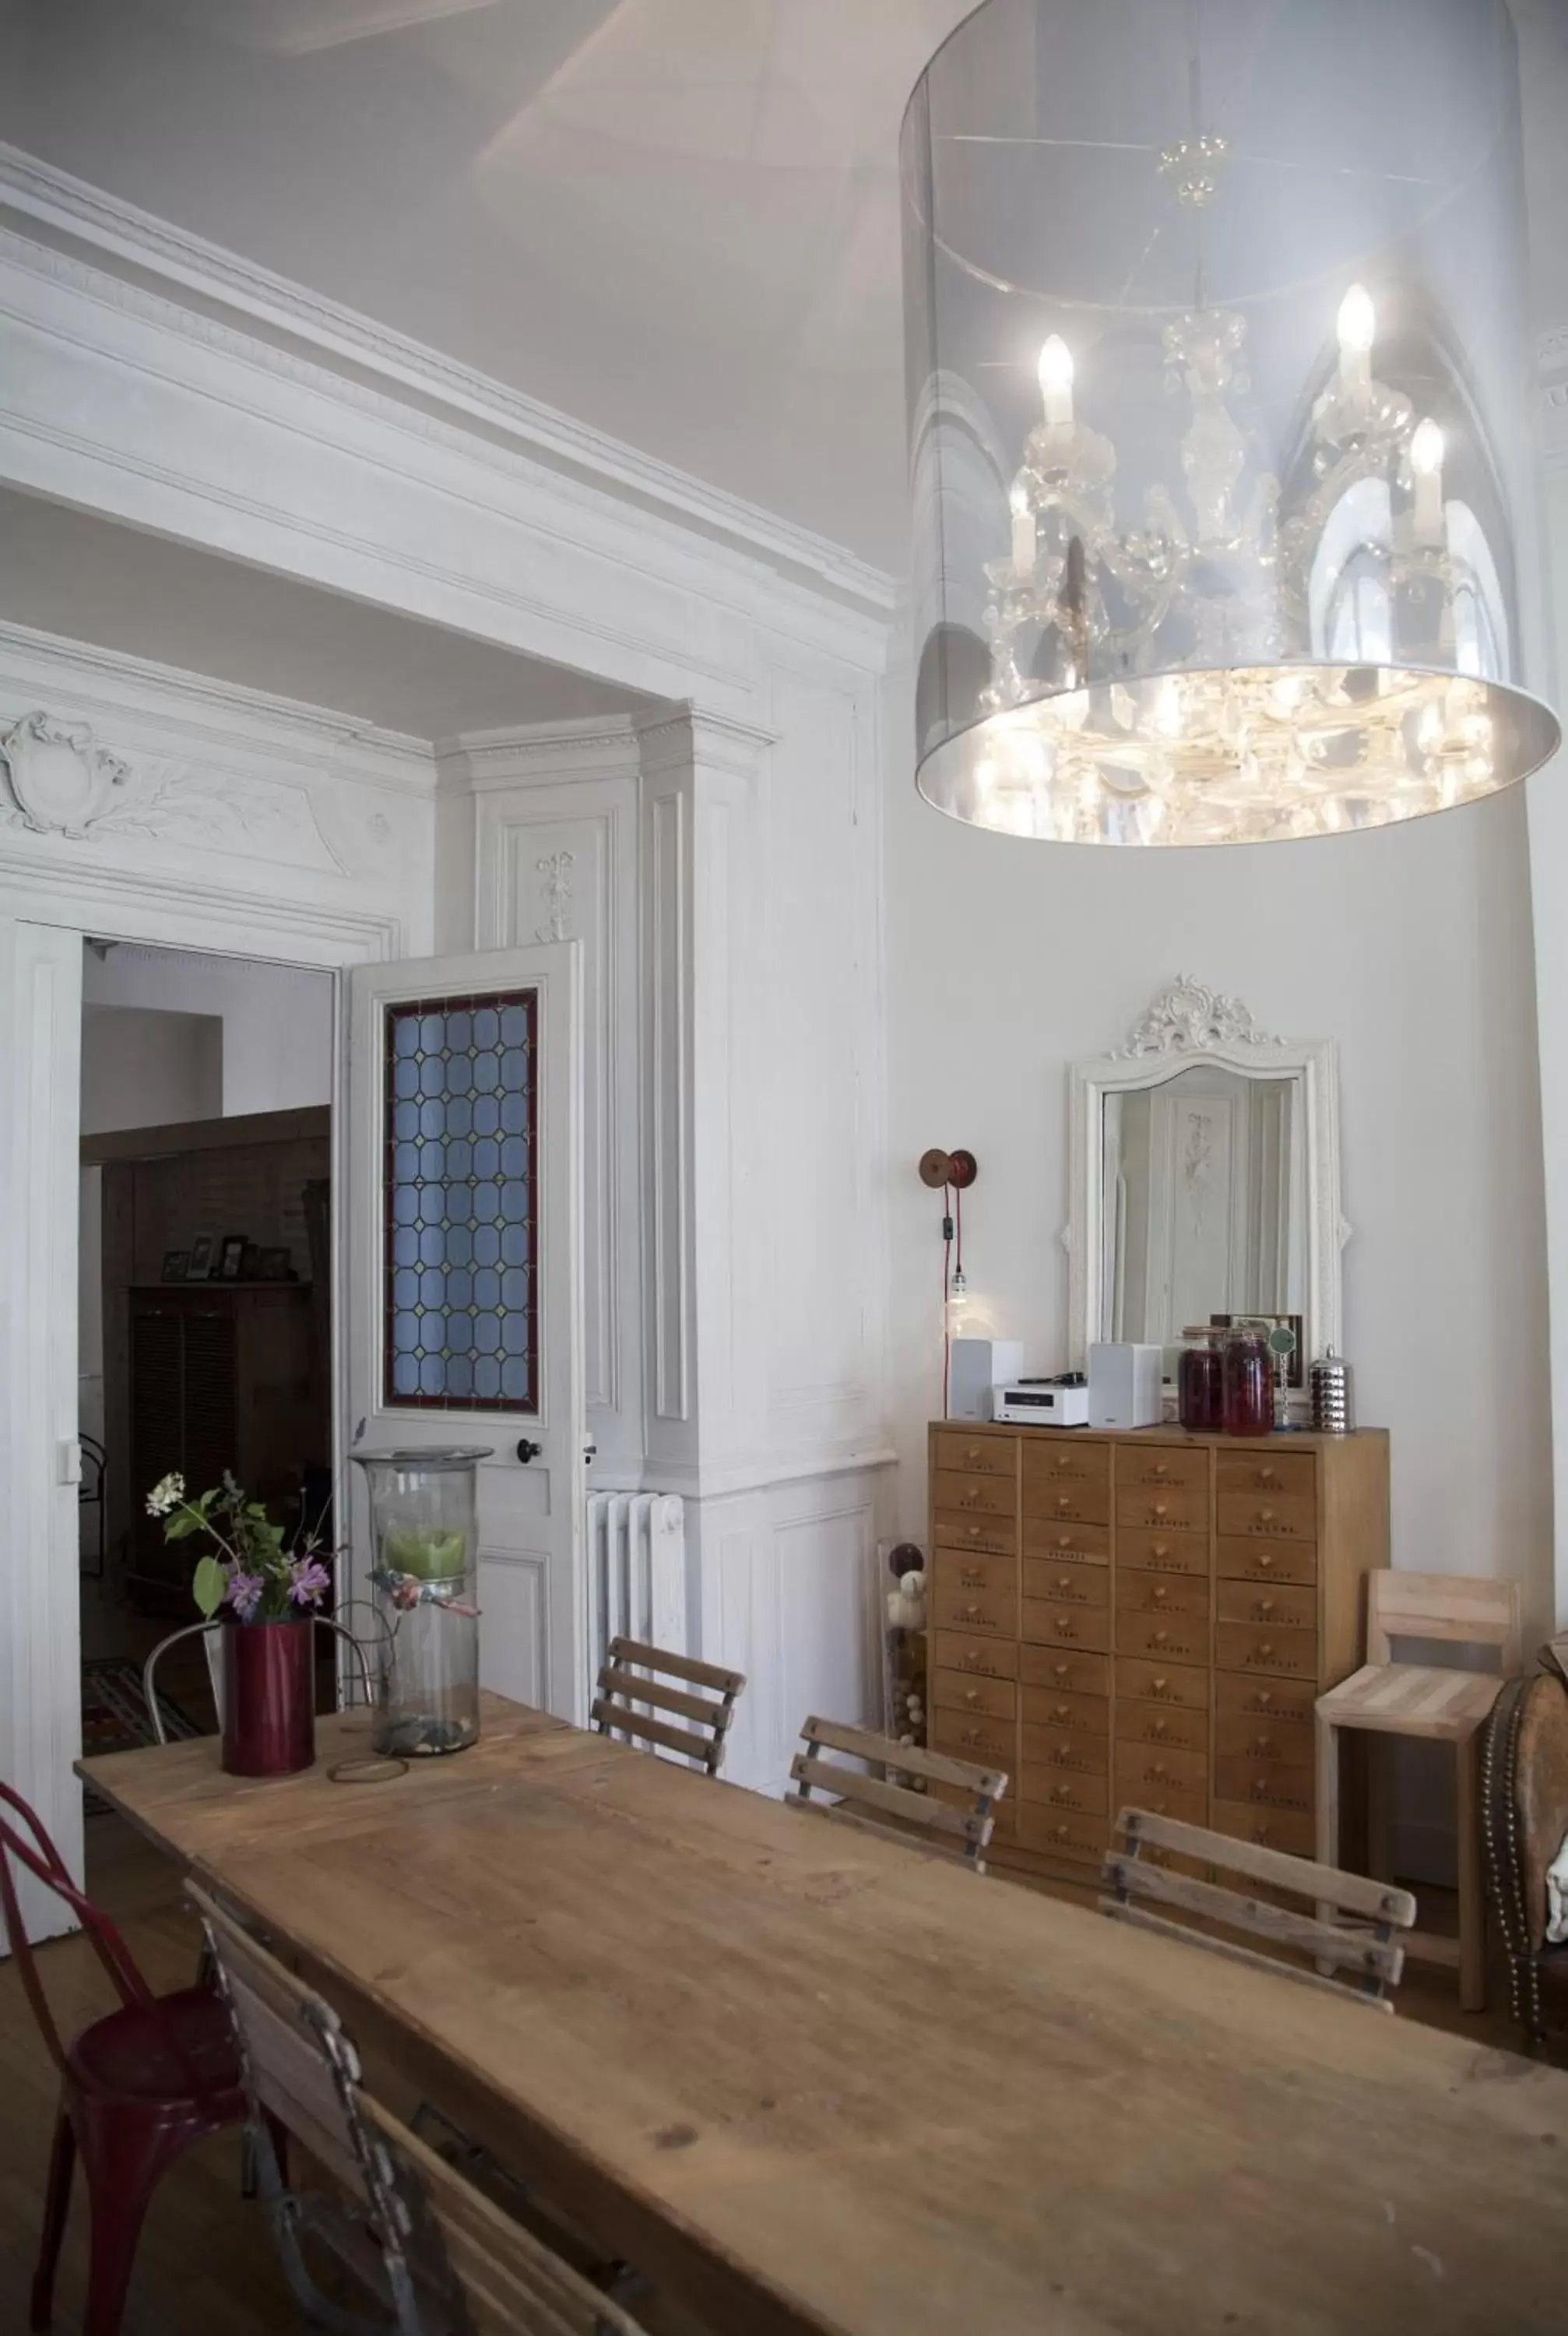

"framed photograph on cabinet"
[188, 1231, 217, 1280]
[218, 1234, 248, 1281]
[258, 1246, 294, 1282]
[161, 1250, 189, 1282]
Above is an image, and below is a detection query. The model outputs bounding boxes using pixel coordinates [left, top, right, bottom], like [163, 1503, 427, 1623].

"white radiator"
[586, 1490, 687, 1668]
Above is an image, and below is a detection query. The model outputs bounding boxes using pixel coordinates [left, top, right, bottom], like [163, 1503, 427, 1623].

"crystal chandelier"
[902, 0, 1559, 846]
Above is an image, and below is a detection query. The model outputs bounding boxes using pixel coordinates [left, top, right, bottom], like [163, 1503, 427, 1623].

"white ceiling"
[0, 487, 652, 734]
[0, 0, 972, 569]
[1, 2, 1563, 573]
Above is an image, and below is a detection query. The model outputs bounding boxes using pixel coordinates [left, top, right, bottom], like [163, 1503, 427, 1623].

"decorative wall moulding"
[0, 142, 895, 614]
[1115, 977, 1290, 1061]
[1543, 328, 1568, 473]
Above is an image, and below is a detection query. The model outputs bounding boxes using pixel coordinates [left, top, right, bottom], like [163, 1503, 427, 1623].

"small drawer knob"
[962, 1604, 983, 1622]
[1256, 1690, 1274, 1708]
[1152, 1629, 1169, 1647]
[1052, 1662, 1070, 1680]
[1152, 1675, 1168, 1692]
[1256, 1553, 1274, 1572]
[1259, 1507, 1274, 1525]
[1056, 1497, 1072, 1514]
[967, 1524, 982, 1539]
[965, 1447, 981, 1462]
[1151, 1463, 1169, 1481]
[1257, 1641, 1275, 1659]
[1257, 1597, 1275, 1617]
[1254, 1734, 1274, 1754]
[1151, 1501, 1169, 1520]
[1052, 1824, 1070, 1842]
[1152, 1541, 1170, 1559]
[1056, 1535, 1073, 1550]
[1150, 1762, 1168, 1781]
[1056, 1574, 1073, 1592]
[1151, 1585, 1169, 1605]
[1258, 1467, 1278, 1486]
[963, 1689, 979, 1705]
[962, 1569, 983, 1587]
[1151, 1719, 1169, 1740]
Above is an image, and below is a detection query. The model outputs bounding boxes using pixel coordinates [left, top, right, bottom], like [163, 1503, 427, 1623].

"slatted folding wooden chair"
[789, 1715, 1007, 1872]
[1316, 1570, 1521, 2012]
[191, 1884, 646, 2335]
[1100, 1807, 1416, 2010]
[591, 1638, 745, 1776]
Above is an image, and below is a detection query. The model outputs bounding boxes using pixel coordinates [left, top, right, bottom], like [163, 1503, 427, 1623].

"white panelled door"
[346, 944, 587, 1722]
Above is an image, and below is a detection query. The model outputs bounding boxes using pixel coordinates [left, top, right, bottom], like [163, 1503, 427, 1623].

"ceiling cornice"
[0, 142, 896, 614]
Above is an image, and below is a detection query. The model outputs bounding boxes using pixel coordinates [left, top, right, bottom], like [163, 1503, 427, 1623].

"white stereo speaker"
[948, 1339, 1025, 1423]
[1088, 1342, 1164, 1430]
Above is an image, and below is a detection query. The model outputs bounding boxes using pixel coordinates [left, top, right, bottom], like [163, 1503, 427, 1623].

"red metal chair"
[0, 1781, 246, 2335]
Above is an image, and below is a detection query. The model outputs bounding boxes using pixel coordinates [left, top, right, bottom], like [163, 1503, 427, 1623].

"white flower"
[146, 1471, 186, 1518]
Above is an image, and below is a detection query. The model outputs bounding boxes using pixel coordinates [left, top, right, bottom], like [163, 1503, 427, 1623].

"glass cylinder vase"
[352, 1447, 492, 1757]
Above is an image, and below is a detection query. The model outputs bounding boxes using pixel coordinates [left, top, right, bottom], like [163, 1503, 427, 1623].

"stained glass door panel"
[384, 989, 538, 1409]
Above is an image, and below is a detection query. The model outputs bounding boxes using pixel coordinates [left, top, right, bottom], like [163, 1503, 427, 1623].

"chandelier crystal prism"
[901, 0, 1559, 846]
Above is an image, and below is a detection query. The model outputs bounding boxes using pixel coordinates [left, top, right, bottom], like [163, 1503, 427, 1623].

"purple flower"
[288, 1556, 331, 1609]
[226, 1567, 265, 1620]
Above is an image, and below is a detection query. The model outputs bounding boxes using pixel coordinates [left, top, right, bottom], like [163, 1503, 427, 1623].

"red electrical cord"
[941, 1181, 953, 1418]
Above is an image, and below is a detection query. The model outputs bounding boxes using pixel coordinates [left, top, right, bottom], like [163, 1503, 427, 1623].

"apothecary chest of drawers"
[926, 1420, 1390, 1884]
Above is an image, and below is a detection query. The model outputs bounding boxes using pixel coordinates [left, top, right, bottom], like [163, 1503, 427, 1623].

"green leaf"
[164, 1509, 203, 1541]
[192, 1554, 228, 1619]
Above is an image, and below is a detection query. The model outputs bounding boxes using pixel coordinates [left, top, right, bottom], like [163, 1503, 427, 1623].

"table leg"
[1315, 1714, 1340, 1943]
[1457, 1730, 1486, 2014]
[1366, 1732, 1393, 1884]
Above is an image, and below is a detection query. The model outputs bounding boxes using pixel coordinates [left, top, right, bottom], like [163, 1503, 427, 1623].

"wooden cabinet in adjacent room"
[128, 1283, 320, 1601]
[926, 1421, 1390, 1885]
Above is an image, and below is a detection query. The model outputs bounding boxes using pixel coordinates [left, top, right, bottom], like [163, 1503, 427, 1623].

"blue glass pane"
[385, 990, 536, 1410]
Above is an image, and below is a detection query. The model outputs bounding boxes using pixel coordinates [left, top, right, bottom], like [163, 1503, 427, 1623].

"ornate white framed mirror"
[1065, 980, 1348, 1414]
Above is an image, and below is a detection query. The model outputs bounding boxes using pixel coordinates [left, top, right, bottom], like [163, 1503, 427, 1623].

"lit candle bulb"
[1037, 334, 1075, 431]
[1336, 283, 1376, 401]
[1410, 417, 1446, 547]
[1009, 479, 1035, 578]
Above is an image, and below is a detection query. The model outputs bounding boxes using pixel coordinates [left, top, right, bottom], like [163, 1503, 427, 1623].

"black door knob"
[515, 1438, 541, 1463]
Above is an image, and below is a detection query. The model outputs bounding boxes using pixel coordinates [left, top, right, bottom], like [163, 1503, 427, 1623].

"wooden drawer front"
[1117, 1657, 1209, 1713]
[933, 1578, 1014, 1639]
[1023, 1482, 1110, 1530]
[933, 1511, 1017, 1559]
[1021, 1646, 1109, 1697]
[933, 1433, 1016, 1479]
[1215, 1711, 1313, 1768]
[1216, 1579, 1316, 1634]
[1115, 1699, 1208, 1756]
[1021, 1683, 1109, 1736]
[1109, 1782, 1208, 1831]
[1212, 1799, 1316, 1859]
[1115, 1445, 1209, 1494]
[1021, 1440, 1111, 1501]
[1115, 1612, 1209, 1666]
[1023, 1558, 1109, 1612]
[1021, 1518, 1110, 1565]
[933, 1666, 1017, 1722]
[1020, 1766, 1108, 1817]
[1216, 1536, 1316, 1588]
[1016, 1807, 1107, 1864]
[1021, 1722, 1109, 1778]
[1116, 1525, 1208, 1579]
[1215, 1673, 1317, 1728]
[933, 1468, 1015, 1519]
[1023, 1602, 1109, 1655]
[1215, 1490, 1317, 1544]
[932, 1709, 1016, 1767]
[1115, 1484, 1208, 1536]
[1114, 1743, 1208, 1802]
[1115, 1570, 1209, 1621]
[933, 1631, 1018, 1682]
[1214, 1756, 1314, 1816]
[1215, 1622, 1319, 1682]
[1216, 1451, 1317, 1503]
[933, 1547, 1018, 1603]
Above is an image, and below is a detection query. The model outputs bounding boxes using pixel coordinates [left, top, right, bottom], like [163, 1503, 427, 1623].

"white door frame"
[0, 858, 396, 1931]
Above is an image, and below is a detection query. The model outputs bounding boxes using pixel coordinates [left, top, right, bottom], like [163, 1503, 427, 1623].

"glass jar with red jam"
[1177, 1332, 1224, 1434]
[1222, 1322, 1274, 1437]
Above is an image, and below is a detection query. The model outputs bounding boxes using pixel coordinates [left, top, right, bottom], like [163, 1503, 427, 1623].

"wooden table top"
[81, 1694, 1568, 2336]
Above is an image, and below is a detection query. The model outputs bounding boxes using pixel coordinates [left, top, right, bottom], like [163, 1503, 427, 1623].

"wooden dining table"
[80, 1690, 1568, 2336]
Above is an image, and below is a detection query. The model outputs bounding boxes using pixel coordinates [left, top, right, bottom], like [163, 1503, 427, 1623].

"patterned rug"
[81, 1655, 200, 1814]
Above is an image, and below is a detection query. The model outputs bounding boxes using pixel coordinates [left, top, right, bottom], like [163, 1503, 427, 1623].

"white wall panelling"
[0, 176, 896, 1808]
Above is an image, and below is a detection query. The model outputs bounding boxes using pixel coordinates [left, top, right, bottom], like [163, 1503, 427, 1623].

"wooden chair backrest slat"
[1366, 1571, 1522, 1672]
[609, 1638, 744, 1697]
[592, 1637, 745, 1776]
[789, 1715, 1007, 1871]
[1101, 1808, 1416, 2008]
[188, 1884, 366, 2194]
[363, 2095, 648, 2336]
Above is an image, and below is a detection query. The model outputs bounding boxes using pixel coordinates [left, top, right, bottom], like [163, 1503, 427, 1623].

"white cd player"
[993, 1377, 1091, 1427]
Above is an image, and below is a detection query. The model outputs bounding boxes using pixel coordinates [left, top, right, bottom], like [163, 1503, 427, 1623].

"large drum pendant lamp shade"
[901, 0, 1559, 845]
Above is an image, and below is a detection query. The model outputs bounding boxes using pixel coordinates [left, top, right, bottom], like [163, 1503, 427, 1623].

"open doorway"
[76, 940, 336, 1764]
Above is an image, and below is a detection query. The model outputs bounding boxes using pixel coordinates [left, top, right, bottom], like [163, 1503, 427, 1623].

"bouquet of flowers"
[146, 1470, 332, 1623]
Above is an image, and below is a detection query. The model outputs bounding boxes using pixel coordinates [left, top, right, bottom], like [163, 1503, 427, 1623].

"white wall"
[81, 945, 332, 1113]
[80, 1000, 222, 1133]
[884, 709, 1555, 1647]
